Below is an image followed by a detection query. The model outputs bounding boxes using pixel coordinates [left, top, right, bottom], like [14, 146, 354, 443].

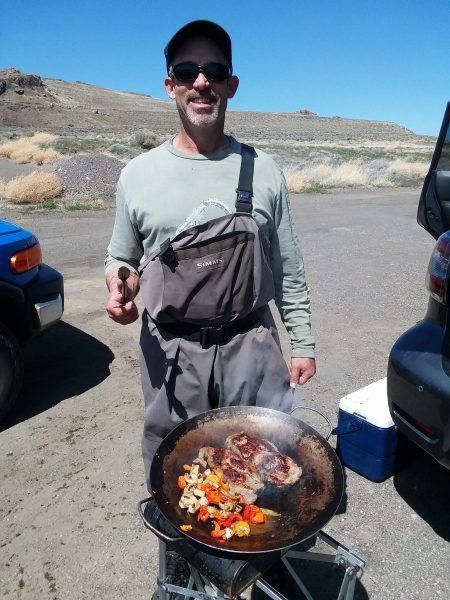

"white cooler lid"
[339, 378, 394, 428]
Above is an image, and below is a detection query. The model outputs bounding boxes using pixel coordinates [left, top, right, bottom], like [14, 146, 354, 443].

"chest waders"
[138, 145, 293, 490]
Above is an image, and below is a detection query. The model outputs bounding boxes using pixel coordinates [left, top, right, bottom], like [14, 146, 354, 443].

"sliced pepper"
[177, 475, 187, 489]
[213, 512, 242, 528]
[243, 504, 266, 524]
[179, 524, 192, 532]
[210, 521, 226, 539]
[231, 520, 251, 537]
[197, 505, 210, 523]
[205, 489, 221, 504]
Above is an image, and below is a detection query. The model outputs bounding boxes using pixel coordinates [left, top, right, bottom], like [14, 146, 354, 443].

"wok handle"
[290, 405, 333, 440]
[138, 497, 185, 544]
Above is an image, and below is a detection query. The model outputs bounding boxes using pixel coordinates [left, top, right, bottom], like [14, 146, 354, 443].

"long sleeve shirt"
[105, 137, 314, 357]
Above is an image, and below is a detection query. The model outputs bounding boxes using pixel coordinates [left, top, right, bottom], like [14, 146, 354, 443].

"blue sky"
[1, 0, 448, 136]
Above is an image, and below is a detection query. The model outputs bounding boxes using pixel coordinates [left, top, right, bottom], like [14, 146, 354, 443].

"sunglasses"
[170, 62, 231, 83]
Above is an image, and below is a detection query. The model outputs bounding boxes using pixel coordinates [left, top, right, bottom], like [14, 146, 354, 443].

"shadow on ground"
[393, 437, 450, 541]
[1, 321, 114, 431]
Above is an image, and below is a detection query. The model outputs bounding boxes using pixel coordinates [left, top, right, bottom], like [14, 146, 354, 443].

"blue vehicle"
[387, 102, 450, 468]
[0, 218, 63, 419]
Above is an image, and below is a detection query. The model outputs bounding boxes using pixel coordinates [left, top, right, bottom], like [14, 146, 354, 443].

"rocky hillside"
[0, 68, 425, 144]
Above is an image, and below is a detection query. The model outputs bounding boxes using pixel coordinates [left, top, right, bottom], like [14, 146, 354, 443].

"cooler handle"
[331, 418, 362, 436]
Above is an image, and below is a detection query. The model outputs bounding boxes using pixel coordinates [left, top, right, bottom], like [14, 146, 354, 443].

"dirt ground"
[1, 189, 450, 600]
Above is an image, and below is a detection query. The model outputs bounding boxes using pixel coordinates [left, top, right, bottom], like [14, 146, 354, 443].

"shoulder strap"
[235, 143, 255, 213]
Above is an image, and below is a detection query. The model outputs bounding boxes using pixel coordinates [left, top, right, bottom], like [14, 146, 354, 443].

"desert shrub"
[108, 143, 129, 156]
[5, 171, 63, 204]
[0, 133, 61, 164]
[108, 143, 140, 160]
[386, 158, 427, 185]
[284, 154, 429, 192]
[40, 199, 59, 210]
[31, 132, 56, 144]
[134, 129, 161, 150]
[51, 136, 107, 154]
[285, 162, 370, 192]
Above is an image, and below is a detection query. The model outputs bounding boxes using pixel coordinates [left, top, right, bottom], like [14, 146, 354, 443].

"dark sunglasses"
[170, 62, 231, 83]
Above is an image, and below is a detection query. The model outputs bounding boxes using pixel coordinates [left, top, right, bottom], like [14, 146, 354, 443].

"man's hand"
[106, 267, 140, 325]
[289, 357, 316, 387]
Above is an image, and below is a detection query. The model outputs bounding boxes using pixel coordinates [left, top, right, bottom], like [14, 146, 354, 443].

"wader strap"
[160, 143, 256, 263]
[155, 308, 265, 349]
[235, 144, 255, 214]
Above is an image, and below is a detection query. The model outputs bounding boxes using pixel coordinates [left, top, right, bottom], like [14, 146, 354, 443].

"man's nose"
[193, 72, 210, 89]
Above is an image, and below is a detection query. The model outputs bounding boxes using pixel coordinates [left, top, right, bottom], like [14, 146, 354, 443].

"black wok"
[150, 406, 344, 554]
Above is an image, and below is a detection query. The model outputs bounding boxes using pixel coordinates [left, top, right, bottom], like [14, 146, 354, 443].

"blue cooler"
[336, 378, 397, 482]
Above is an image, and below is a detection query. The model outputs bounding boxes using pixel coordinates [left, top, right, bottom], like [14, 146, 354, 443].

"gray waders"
[138, 145, 293, 490]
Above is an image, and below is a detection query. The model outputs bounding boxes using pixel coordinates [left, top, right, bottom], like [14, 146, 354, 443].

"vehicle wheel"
[0, 323, 24, 420]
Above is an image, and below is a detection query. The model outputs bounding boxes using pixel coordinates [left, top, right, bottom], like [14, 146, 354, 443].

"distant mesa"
[0, 67, 44, 95]
[0, 67, 421, 141]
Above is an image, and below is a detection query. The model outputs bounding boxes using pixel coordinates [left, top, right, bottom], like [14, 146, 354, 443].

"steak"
[197, 446, 264, 504]
[226, 432, 302, 487]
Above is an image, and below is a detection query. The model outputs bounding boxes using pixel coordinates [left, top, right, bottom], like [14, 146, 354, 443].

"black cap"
[164, 20, 232, 74]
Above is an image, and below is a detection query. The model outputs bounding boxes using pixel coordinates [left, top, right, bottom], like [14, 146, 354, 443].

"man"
[105, 20, 315, 493]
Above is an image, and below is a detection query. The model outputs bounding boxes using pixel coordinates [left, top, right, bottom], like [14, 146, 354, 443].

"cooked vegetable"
[243, 504, 266, 524]
[231, 520, 251, 537]
[178, 462, 269, 542]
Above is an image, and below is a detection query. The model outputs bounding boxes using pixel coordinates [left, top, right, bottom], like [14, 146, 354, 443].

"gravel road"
[1, 188, 449, 600]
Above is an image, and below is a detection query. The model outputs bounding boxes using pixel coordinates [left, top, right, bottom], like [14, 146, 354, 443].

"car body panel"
[388, 102, 450, 469]
[387, 299, 450, 467]
[0, 220, 64, 342]
[0, 218, 40, 286]
[0, 217, 64, 417]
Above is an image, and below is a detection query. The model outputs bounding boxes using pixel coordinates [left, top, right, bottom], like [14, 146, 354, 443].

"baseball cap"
[164, 20, 232, 74]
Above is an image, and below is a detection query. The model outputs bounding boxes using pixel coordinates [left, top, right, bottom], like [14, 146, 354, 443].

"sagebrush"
[4, 171, 63, 204]
[0, 133, 61, 165]
[134, 129, 162, 150]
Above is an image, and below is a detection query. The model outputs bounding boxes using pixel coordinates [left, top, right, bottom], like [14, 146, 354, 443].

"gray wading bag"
[138, 145, 275, 326]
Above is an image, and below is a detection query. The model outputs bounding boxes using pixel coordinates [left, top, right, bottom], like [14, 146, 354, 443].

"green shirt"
[105, 137, 314, 357]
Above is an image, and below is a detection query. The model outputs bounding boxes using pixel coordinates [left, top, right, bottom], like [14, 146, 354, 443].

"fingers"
[106, 301, 139, 325]
[290, 357, 316, 388]
[107, 302, 139, 324]
[106, 287, 139, 324]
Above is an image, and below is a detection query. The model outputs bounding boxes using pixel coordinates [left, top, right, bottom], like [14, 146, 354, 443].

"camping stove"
[139, 497, 365, 600]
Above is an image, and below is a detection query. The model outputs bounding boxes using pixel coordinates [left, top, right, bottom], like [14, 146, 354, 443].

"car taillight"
[10, 243, 42, 273]
[425, 231, 450, 305]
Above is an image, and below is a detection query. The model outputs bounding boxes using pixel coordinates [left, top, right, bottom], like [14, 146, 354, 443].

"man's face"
[164, 36, 239, 130]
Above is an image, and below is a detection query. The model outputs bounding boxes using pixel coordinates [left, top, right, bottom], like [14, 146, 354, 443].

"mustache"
[187, 92, 218, 101]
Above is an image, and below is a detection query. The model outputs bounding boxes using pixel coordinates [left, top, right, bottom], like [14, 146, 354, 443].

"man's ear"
[164, 76, 176, 99]
[227, 75, 239, 99]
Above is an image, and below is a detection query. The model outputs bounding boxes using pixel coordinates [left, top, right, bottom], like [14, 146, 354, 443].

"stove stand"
[140, 498, 365, 600]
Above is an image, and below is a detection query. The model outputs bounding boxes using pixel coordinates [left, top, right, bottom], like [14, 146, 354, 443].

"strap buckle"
[200, 325, 224, 348]
[235, 189, 253, 213]
[159, 238, 176, 268]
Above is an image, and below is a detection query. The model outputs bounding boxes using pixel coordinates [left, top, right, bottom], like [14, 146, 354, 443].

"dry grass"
[284, 157, 429, 192]
[3, 171, 63, 204]
[0, 133, 61, 165]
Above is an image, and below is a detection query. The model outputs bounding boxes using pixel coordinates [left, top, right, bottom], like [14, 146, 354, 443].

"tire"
[0, 323, 24, 420]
